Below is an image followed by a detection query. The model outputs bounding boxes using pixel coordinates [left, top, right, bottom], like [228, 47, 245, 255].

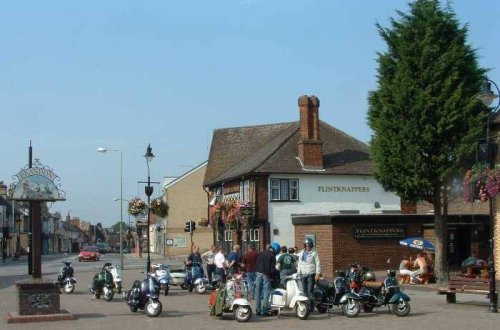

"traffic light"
[184, 220, 196, 233]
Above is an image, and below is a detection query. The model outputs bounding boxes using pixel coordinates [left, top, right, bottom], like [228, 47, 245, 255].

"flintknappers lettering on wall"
[318, 186, 370, 193]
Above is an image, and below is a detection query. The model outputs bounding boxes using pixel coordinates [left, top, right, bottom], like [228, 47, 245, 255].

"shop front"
[293, 214, 489, 279]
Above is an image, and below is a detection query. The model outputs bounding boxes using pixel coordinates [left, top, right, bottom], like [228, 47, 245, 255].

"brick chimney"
[298, 95, 324, 168]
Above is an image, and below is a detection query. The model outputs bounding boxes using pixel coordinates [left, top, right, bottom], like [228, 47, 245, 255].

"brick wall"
[16, 280, 60, 315]
[295, 224, 333, 278]
[295, 221, 422, 280]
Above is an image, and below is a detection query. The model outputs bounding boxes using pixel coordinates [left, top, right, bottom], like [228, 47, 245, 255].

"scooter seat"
[317, 280, 332, 289]
[362, 281, 384, 289]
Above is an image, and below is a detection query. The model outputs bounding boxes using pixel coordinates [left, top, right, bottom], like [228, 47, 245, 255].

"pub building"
[204, 95, 490, 279]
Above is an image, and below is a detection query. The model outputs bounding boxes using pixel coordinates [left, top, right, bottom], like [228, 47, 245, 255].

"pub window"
[249, 229, 259, 242]
[270, 178, 299, 201]
[224, 230, 233, 242]
[240, 180, 250, 202]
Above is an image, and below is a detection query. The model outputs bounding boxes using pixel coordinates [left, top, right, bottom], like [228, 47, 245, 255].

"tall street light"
[114, 198, 131, 228]
[144, 144, 155, 272]
[97, 147, 124, 271]
[477, 77, 499, 313]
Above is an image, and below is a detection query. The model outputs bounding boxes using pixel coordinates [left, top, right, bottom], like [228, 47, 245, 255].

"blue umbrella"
[399, 237, 435, 252]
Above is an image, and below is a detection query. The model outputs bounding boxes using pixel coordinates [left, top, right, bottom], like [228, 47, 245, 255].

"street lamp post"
[97, 147, 124, 271]
[144, 144, 155, 272]
[478, 77, 499, 313]
[15, 217, 22, 255]
[114, 198, 132, 250]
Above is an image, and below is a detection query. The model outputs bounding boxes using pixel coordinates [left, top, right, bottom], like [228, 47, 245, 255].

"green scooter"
[89, 263, 115, 301]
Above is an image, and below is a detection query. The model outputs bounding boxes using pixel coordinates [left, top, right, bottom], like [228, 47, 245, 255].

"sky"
[1, 0, 499, 227]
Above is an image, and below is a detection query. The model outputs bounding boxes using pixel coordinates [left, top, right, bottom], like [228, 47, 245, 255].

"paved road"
[1, 254, 499, 329]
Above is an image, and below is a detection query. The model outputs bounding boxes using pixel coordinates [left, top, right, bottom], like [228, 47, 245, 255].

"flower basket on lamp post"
[128, 197, 147, 216]
[150, 198, 169, 218]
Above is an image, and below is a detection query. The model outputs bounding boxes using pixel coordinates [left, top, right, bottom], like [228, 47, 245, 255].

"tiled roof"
[204, 120, 373, 186]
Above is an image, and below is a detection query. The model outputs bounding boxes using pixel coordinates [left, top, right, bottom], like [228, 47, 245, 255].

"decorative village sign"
[5, 155, 71, 323]
[11, 159, 65, 202]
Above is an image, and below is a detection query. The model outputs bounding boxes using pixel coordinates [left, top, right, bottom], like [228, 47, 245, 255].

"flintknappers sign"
[11, 160, 65, 201]
[353, 225, 406, 239]
[318, 186, 370, 193]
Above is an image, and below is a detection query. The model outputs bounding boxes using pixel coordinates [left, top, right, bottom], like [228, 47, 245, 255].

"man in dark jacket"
[254, 244, 276, 316]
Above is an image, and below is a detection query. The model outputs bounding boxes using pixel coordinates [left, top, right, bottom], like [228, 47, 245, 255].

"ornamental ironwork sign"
[10, 159, 66, 202]
[353, 225, 406, 239]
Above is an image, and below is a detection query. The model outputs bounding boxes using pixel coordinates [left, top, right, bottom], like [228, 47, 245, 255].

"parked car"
[79, 246, 100, 262]
[96, 242, 109, 254]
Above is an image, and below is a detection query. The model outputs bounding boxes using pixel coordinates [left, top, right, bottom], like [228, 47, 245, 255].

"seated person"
[410, 253, 427, 284]
[398, 257, 412, 284]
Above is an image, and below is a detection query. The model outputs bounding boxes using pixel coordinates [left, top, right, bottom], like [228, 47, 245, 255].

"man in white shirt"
[214, 246, 227, 283]
[202, 245, 216, 284]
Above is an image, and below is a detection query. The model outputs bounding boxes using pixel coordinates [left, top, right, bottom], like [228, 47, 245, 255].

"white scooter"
[151, 263, 170, 295]
[269, 273, 310, 320]
[104, 263, 123, 294]
[209, 272, 252, 322]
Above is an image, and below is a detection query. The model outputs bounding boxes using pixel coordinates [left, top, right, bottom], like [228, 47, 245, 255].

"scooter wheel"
[392, 300, 411, 317]
[164, 285, 169, 296]
[295, 301, 310, 320]
[316, 305, 328, 314]
[145, 299, 162, 317]
[63, 282, 75, 294]
[234, 305, 252, 322]
[129, 305, 138, 312]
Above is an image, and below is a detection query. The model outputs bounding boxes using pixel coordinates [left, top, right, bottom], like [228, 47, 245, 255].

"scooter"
[124, 271, 162, 317]
[357, 270, 411, 316]
[209, 272, 252, 322]
[56, 261, 76, 294]
[105, 263, 123, 294]
[312, 270, 361, 317]
[89, 264, 115, 301]
[151, 263, 170, 295]
[269, 273, 310, 320]
[182, 262, 208, 294]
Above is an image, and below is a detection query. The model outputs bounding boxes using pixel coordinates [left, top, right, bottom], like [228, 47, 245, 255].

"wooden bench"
[438, 276, 494, 303]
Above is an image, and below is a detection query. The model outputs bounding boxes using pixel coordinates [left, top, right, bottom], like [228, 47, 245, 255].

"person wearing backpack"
[277, 246, 296, 287]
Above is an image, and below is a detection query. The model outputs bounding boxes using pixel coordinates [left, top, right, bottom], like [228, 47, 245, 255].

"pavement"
[1, 254, 499, 329]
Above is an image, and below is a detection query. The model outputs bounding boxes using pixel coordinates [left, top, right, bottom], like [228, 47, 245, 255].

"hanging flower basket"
[466, 163, 500, 202]
[198, 218, 209, 227]
[151, 197, 169, 218]
[128, 197, 147, 216]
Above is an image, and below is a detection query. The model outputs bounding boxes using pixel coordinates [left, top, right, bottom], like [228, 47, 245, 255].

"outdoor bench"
[437, 276, 494, 303]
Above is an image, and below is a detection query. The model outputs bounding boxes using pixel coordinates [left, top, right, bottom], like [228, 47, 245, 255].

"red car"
[78, 246, 100, 262]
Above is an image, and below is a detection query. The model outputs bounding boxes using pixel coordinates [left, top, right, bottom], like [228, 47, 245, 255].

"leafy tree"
[111, 221, 130, 233]
[367, 0, 487, 285]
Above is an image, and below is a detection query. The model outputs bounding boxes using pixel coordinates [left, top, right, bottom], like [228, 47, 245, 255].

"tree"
[111, 221, 130, 233]
[367, 0, 487, 285]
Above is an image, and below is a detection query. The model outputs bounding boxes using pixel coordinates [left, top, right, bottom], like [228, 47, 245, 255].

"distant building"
[163, 161, 210, 256]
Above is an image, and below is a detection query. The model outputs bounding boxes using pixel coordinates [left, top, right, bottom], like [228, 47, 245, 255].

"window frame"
[269, 178, 299, 201]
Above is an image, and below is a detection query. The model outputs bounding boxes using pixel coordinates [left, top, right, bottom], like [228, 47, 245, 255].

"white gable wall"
[268, 174, 401, 248]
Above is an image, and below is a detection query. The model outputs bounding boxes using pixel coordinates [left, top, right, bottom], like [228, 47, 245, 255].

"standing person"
[254, 244, 276, 316]
[242, 244, 258, 299]
[186, 245, 203, 266]
[297, 239, 321, 312]
[227, 244, 242, 275]
[214, 246, 227, 283]
[202, 245, 216, 284]
[277, 246, 296, 285]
